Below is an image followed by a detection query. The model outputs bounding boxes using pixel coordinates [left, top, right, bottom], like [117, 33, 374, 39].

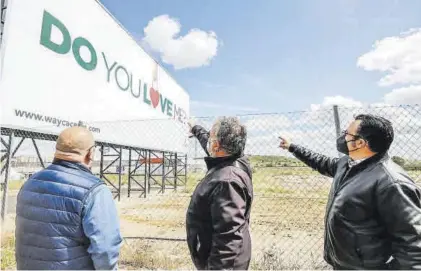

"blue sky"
[99, 0, 421, 117]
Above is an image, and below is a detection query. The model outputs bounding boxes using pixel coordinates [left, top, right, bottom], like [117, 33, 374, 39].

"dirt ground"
[1, 174, 332, 270]
[115, 190, 330, 269]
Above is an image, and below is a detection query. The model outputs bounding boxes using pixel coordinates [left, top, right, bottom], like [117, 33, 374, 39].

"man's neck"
[53, 157, 89, 167]
[349, 152, 376, 161]
[212, 150, 230, 158]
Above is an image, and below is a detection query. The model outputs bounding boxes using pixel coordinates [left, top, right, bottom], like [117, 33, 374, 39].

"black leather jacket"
[289, 144, 421, 270]
[186, 125, 253, 270]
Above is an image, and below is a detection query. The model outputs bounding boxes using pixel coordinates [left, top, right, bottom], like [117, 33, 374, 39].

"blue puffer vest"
[15, 159, 105, 270]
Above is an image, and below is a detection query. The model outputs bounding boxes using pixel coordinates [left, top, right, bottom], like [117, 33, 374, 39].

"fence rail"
[2, 104, 421, 270]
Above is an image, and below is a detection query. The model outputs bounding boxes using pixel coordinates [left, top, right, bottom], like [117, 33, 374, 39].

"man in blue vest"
[15, 126, 123, 270]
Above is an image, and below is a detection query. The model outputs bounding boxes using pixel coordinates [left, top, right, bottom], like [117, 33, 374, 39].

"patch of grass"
[251, 245, 299, 270]
[1, 233, 16, 270]
[184, 166, 325, 195]
[408, 170, 421, 180]
[253, 166, 318, 176]
[254, 184, 292, 194]
[143, 202, 187, 209]
[250, 244, 329, 270]
[2, 179, 25, 191]
[249, 155, 307, 169]
[103, 174, 129, 186]
[120, 239, 193, 270]
[121, 215, 183, 228]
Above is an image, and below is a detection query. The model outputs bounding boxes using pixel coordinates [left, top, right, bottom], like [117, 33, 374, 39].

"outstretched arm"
[288, 144, 339, 178]
[191, 125, 211, 156]
[279, 136, 339, 178]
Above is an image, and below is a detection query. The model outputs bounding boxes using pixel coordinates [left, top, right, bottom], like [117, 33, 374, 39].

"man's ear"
[358, 138, 367, 149]
[214, 141, 221, 152]
[85, 148, 94, 163]
[90, 148, 95, 161]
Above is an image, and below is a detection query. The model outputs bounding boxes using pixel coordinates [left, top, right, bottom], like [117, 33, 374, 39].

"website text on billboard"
[14, 109, 101, 133]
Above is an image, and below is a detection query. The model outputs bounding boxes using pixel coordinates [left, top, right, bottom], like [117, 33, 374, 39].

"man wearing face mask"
[186, 117, 253, 270]
[279, 114, 421, 270]
[15, 126, 123, 270]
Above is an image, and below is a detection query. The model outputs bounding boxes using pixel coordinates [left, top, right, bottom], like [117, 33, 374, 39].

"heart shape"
[149, 87, 160, 108]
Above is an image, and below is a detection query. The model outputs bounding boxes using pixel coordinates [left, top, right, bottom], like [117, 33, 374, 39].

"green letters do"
[40, 10, 97, 71]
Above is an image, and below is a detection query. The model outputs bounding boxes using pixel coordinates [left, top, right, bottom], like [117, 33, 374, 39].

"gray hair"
[212, 116, 247, 155]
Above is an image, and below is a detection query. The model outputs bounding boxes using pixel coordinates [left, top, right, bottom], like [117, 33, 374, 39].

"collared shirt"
[55, 159, 123, 270]
[348, 158, 367, 168]
[82, 184, 123, 270]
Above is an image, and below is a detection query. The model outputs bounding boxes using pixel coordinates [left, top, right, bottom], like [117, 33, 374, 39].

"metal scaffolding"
[147, 151, 165, 194]
[99, 145, 123, 201]
[0, 128, 188, 222]
[127, 149, 148, 198]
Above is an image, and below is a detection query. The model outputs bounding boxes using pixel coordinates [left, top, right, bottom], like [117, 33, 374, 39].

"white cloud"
[244, 115, 292, 134]
[244, 127, 339, 157]
[143, 15, 219, 69]
[241, 103, 421, 159]
[357, 28, 421, 87]
[357, 28, 421, 106]
[245, 133, 283, 156]
[310, 96, 363, 111]
[191, 100, 259, 112]
[295, 96, 363, 130]
[383, 85, 421, 105]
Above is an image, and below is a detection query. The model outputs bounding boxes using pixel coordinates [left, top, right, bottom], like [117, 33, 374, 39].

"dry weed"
[1, 233, 16, 270]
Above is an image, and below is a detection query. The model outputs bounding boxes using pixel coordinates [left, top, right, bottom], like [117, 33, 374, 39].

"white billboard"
[0, 0, 190, 153]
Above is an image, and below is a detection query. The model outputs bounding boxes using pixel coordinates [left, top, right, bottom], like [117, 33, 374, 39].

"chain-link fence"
[1, 104, 421, 270]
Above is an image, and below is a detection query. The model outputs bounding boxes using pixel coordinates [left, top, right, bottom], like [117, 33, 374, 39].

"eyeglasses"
[341, 130, 361, 138]
[88, 145, 97, 153]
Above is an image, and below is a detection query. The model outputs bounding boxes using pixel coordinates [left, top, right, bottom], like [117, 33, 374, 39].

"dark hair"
[354, 114, 394, 153]
[213, 116, 247, 155]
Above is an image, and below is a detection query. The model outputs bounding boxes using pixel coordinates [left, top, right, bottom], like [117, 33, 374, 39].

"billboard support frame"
[0, 127, 188, 222]
[99, 145, 122, 201]
[127, 148, 147, 198]
[162, 152, 187, 191]
[0, 129, 13, 223]
[176, 154, 187, 188]
[31, 138, 45, 169]
[163, 153, 176, 191]
[147, 151, 165, 194]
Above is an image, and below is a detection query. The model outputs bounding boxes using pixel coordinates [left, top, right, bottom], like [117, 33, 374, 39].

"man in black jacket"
[186, 116, 253, 270]
[279, 114, 421, 270]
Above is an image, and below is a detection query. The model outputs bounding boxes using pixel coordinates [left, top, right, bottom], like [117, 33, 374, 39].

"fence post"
[1, 130, 14, 224]
[0, 0, 6, 48]
[333, 105, 341, 137]
[333, 105, 342, 157]
[128, 148, 131, 198]
[118, 147, 122, 201]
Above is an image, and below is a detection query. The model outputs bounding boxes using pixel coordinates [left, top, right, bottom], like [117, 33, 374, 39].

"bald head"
[55, 127, 95, 164]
